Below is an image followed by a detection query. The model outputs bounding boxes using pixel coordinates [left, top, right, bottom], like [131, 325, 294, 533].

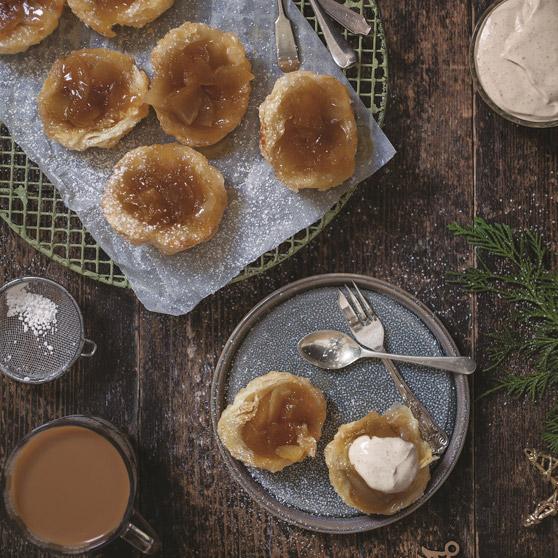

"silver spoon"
[317, 0, 371, 36]
[308, 0, 357, 69]
[298, 330, 477, 375]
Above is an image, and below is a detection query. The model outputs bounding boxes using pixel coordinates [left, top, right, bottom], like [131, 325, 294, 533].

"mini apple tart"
[259, 71, 358, 191]
[0, 0, 64, 55]
[147, 21, 254, 147]
[325, 405, 435, 515]
[38, 48, 149, 151]
[102, 143, 227, 255]
[67, 0, 174, 38]
[217, 372, 327, 473]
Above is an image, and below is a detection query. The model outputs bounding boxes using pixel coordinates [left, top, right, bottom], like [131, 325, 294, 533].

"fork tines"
[342, 282, 377, 323]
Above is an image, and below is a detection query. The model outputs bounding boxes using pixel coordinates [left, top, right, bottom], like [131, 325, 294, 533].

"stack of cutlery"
[275, 0, 371, 71]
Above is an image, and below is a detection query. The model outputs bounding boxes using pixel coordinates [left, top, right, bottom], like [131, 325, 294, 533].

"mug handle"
[120, 510, 161, 554]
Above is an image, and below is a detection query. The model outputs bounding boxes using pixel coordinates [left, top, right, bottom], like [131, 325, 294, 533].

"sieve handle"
[81, 338, 97, 358]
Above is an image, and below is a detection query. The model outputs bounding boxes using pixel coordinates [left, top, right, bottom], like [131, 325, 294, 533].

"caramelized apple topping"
[43, 50, 138, 129]
[67, 0, 174, 37]
[259, 71, 358, 191]
[38, 48, 149, 150]
[217, 371, 327, 473]
[150, 39, 252, 129]
[148, 22, 253, 146]
[102, 144, 227, 255]
[116, 157, 206, 228]
[0, 0, 50, 39]
[276, 81, 349, 175]
[241, 383, 325, 460]
[92, 0, 135, 18]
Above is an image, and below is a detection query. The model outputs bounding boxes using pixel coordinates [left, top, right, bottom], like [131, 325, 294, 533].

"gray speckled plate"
[210, 274, 470, 533]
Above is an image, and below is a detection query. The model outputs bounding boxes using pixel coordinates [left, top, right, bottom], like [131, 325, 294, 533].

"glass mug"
[3, 415, 160, 555]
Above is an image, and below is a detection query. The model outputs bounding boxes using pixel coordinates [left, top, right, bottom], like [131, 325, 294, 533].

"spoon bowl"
[298, 330, 362, 369]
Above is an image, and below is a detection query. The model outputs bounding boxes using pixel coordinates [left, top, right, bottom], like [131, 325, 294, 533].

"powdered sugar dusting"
[0, 1, 395, 315]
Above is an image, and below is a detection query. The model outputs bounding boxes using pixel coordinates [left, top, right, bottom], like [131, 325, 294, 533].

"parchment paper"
[0, 0, 395, 315]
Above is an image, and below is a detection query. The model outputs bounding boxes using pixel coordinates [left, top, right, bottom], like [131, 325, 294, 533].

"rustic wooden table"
[1, 0, 557, 556]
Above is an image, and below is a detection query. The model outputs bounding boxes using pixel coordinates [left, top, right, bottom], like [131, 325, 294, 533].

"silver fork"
[338, 282, 449, 455]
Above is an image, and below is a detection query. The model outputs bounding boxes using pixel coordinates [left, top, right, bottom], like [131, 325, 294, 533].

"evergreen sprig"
[449, 218, 558, 453]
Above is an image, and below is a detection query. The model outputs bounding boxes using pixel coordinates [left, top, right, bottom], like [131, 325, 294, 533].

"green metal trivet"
[0, 0, 388, 288]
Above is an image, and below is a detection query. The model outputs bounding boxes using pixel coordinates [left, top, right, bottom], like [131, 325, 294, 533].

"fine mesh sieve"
[0, 277, 96, 384]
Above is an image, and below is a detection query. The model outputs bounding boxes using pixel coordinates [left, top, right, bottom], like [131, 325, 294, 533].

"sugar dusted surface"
[0, 1, 395, 315]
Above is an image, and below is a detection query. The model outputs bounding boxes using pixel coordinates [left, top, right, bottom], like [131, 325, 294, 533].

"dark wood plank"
[472, 2, 558, 557]
[133, 0, 476, 556]
[0, 225, 139, 558]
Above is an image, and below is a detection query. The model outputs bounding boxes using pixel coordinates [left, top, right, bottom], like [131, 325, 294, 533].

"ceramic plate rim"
[210, 273, 470, 534]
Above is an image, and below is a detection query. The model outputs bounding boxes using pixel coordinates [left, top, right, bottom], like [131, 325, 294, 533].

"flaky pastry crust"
[148, 21, 253, 147]
[259, 71, 358, 191]
[67, 0, 174, 38]
[102, 143, 227, 255]
[38, 48, 149, 151]
[0, 0, 64, 54]
[324, 405, 435, 515]
[217, 371, 327, 473]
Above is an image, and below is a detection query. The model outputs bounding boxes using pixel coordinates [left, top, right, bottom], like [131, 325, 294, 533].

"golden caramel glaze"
[148, 22, 253, 147]
[116, 152, 205, 228]
[46, 53, 135, 128]
[0, 0, 27, 38]
[325, 405, 436, 515]
[276, 82, 350, 173]
[94, 0, 135, 13]
[259, 71, 358, 191]
[0, 0, 64, 54]
[102, 144, 227, 255]
[241, 382, 326, 460]
[38, 48, 149, 150]
[67, 0, 174, 38]
[217, 372, 327, 473]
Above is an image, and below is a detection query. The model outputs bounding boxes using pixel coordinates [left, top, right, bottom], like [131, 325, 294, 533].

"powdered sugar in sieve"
[0, 277, 97, 383]
[6, 283, 58, 354]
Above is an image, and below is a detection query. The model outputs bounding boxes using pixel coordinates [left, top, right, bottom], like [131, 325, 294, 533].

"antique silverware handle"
[317, 0, 371, 35]
[308, 0, 357, 68]
[380, 351, 449, 455]
[360, 348, 476, 375]
[275, 0, 301, 72]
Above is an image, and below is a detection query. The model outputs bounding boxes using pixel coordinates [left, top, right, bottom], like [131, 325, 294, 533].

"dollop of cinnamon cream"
[348, 435, 419, 494]
[475, 0, 558, 122]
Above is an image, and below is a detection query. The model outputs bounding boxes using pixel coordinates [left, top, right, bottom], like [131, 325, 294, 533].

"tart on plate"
[38, 48, 149, 151]
[0, 0, 65, 54]
[259, 70, 358, 191]
[217, 371, 327, 473]
[325, 405, 435, 515]
[147, 21, 254, 147]
[102, 143, 227, 255]
[67, 0, 174, 38]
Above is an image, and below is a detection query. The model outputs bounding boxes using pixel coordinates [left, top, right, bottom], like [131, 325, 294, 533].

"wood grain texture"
[0, 0, 557, 556]
[0, 223, 140, 557]
[471, 1, 558, 557]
